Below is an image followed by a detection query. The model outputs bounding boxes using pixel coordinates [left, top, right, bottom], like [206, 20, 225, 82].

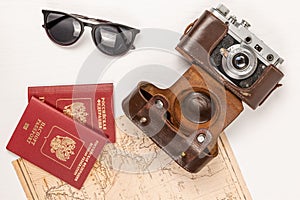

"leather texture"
[176, 10, 284, 109]
[122, 65, 243, 173]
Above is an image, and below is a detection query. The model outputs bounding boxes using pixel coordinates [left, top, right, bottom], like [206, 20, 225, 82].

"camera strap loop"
[184, 19, 198, 35]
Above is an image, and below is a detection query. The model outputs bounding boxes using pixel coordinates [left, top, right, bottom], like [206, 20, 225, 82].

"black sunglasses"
[42, 10, 140, 56]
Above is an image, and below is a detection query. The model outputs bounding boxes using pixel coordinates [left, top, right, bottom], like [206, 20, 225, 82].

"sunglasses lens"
[45, 12, 82, 45]
[94, 25, 134, 55]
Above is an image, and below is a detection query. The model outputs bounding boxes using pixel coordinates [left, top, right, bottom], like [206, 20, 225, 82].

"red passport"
[28, 84, 116, 143]
[6, 97, 108, 189]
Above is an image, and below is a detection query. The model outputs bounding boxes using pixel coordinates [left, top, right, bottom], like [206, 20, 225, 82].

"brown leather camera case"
[176, 10, 284, 109]
[122, 65, 243, 173]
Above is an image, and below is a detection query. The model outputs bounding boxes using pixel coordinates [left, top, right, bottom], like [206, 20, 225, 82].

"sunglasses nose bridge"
[82, 22, 94, 28]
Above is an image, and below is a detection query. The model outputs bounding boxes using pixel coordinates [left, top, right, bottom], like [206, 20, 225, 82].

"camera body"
[176, 4, 284, 109]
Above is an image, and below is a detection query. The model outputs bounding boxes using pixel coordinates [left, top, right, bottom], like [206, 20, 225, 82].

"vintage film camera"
[177, 4, 284, 109]
[122, 5, 284, 172]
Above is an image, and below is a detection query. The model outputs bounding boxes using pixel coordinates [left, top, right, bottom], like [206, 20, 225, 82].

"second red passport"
[28, 84, 115, 142]
[6, 97, 108, 189]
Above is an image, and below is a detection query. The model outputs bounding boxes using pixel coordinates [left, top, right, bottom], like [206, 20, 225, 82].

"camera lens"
[232, 53, 249, 70]
[221, 44, 257, 80]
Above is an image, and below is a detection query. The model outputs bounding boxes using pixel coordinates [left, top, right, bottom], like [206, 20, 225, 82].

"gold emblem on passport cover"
[41, 126, 84, 169]
[63, 102, 89, 124]
[50, 136, 76, 162]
